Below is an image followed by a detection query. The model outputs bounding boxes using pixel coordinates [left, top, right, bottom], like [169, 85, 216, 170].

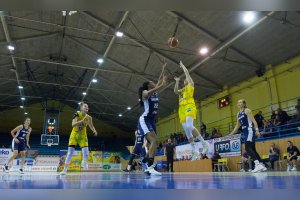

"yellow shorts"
[68, 131, 88, 148]
[179, 104, 197, 123]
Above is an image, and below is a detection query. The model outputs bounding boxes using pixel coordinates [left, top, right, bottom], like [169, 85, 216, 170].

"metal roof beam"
[167, 11, 264, 69]
[80, 11, 222, 90]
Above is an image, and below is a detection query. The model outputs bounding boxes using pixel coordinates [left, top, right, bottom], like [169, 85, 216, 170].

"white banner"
[35, 156, 60, 166]
[175, 140, 215, 159]
[0, 148, 12, 165]
[213, 134, 241, 157]
[10, 165, 58, 172]
[175, 134, 241, 159]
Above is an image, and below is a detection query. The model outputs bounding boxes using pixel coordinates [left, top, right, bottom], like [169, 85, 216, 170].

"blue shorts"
[138, 116, 156, 136]
[12, 139, 26, 152]
[242, 127, 255, 142]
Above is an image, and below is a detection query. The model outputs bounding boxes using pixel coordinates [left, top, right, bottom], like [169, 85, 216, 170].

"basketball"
[168, 37, 179, 48]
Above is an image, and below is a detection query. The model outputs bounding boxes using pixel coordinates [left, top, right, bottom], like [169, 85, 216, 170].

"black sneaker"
[18, 168, 24, 174]
[123, 168, 131, 172]
[4, 164, 9, 173]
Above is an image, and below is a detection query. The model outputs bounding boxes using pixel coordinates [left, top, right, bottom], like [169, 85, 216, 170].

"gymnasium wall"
[0, 100, 131, 138]
[157, 55, 300, 140]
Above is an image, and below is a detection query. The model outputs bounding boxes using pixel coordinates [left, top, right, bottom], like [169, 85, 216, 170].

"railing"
[158, 96, 299, 142]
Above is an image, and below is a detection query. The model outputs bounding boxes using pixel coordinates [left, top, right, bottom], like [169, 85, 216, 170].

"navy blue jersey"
[16, 125, 30, 143]
[141, 92, 159, 118]
[12, 125, 31, 152]
[238, 110, 255, 142]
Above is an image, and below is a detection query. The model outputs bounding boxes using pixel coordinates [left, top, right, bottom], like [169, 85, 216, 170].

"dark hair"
[24, 117, 30, 123]
[139, 82, 150, 107]
[287, 141, 292, 144]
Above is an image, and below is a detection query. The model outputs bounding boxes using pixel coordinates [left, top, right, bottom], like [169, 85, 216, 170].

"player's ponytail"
[139, 82, 149, 107]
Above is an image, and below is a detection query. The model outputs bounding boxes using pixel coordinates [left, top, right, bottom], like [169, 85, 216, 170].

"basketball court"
[1, 172, 300, 189]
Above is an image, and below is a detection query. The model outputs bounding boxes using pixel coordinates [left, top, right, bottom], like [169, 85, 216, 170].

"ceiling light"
[21, 97, 25, 101]
[97, 58, 104, 64]
[18, 85, 23, 89]
[243, 12, 255, 24]
[199, 47, 209, 55]
[118, 114, 123, 117]
[127, 106, 131, 110]
[7, 45, 15, 51]
[24, 112, 28, 115]
[115, 31, 124, 37]
[82, 92, 87, 96]
[92, 78, 98, 83]
[20, 106, 24, 109]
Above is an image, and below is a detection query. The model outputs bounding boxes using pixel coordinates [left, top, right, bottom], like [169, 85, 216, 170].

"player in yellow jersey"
[174, 61, 209, 160]
[59, 102, 97, 175]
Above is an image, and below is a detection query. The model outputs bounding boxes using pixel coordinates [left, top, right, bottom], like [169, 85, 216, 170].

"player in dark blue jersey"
[138, 63, 167, 176]
[4, 117, 32, 174]
[230, 99, 266, 173]
[123, 130, 149, 172]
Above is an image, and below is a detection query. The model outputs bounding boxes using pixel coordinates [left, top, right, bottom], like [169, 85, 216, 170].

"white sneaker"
[240, 169, 245, 172]
[291, 166, 297, 171]
[81, 161, 88, 170]
[251, 163, 267, 173]
[18, 169, 24, 174]
[201, 141, 209, 155]
[191, 151, 200, 161]
[144, 165, 162, 176]
[59, 170, 67, 175]
[287, 165, 292, 172]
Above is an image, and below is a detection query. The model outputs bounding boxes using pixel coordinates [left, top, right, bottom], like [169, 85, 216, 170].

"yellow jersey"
[72, 111, 90, 135]
[179, 85, 195, 106]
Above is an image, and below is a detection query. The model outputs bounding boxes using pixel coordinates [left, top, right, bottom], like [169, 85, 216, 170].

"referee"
[164, 138, 176, 172]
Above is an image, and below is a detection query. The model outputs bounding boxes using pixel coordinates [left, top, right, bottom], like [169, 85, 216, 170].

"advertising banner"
[0, 148, 12, 166]
[175, 134, 241, 159]
[59, 150, 81, 171]
[213, 134, 241, 157]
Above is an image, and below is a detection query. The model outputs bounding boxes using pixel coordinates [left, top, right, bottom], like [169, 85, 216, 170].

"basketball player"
[138, 63, 167, 176]
[123, 130, 149, 172]
[229, 99, 267, 173]
[4, 117, 32, 174]
[59, 102, 97, 175]
[174, 61, 209, 160]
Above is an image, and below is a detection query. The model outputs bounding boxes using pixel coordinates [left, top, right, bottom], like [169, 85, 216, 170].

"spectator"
[164, 138, 176, 172]
[240, 151, 252, 172]
[211, 128, 222, 139]
[277, 108, 290, 124]
[261, 143, 280, 170]
[271, 111, 276, 120]
[295, 99, 300, 114]
[212, 151, 221, 171]
[286, 141, 299, 171]
[201, 122, 207, 134]
[200, 153, 208, 159]
[254, 111, 265, 130]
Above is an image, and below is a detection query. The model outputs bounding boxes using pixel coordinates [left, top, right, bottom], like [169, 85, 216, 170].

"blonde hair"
[239, 99, 247, 108]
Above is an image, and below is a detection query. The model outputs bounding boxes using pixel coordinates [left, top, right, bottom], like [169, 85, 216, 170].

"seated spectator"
[286, 141, 300, 171]
[277, 108, 290, 124]
[254, 111, 265, 130]
[200, 153, 208, 159]
[240, 151, 252, 172]
[212, 151, 221, 171]
[211, 128, 222, 139]
[261, 143, 280, 170]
